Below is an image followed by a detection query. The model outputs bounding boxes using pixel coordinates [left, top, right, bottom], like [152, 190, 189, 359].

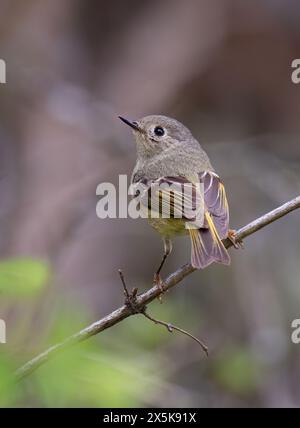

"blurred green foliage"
[0, 305, 167, 407]
[0, 259, 171, 407]
[30, 308, 162, 407]
[212, 347, 261, 395]
[0, 259, 50, 297]
[0, 354, 19, 407]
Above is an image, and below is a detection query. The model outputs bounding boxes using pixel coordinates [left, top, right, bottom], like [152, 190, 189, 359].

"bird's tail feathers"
[188, 212, 230, 269]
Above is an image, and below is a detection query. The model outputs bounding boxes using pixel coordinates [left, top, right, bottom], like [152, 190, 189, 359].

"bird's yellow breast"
[148, 217, 189, 238]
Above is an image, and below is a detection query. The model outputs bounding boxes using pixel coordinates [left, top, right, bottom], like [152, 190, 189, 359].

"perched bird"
[119, 115, 235, 284]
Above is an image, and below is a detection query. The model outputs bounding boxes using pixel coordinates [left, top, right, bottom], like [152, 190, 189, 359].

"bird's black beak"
[118, 116, 140, 132]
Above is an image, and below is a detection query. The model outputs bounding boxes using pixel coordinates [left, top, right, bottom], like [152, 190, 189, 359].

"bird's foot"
[153, 273, 167, 303]
[228, 229, 244, 249]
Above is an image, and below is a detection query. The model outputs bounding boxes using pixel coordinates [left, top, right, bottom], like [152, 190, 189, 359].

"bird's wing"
[133, 172, 230, 269]
[134, 173, 229, 233]
[188, 171, 230, 268]
[199, 171, 229, 239]
[135, 176, 205, 227]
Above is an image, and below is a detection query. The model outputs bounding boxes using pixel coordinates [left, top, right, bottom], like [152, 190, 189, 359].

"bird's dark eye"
[154, 126, 165, 137]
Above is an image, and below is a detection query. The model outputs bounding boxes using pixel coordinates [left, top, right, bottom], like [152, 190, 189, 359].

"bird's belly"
[148, 217, 188, 238]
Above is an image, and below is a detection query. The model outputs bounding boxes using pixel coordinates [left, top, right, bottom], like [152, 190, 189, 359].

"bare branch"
[15, 195, 300, 381]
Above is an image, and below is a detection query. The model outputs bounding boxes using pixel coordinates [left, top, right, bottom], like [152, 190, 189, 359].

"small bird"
[119, 115, 235, 284]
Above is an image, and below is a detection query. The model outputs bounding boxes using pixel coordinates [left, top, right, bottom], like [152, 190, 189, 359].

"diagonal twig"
[15, 195, 300, 381]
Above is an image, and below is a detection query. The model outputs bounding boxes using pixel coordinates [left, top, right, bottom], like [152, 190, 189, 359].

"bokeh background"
[0, 0, 300, 408]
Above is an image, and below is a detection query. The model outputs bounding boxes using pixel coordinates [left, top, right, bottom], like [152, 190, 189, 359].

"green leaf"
[0, 258, 50, 297]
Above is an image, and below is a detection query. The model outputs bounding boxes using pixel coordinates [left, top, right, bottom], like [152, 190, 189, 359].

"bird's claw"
[228, 229, 244, 249]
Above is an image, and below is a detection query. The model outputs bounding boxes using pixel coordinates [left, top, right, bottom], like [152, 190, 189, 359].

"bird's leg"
[228, 229, 244, 249]
[153, 238, 172, 299]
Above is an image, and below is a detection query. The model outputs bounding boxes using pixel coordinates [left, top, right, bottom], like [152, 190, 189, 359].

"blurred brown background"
[1, 0, 300, 408]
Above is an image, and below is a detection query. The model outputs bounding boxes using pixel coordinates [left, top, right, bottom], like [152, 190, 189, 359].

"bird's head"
[119, 115, 195, 159]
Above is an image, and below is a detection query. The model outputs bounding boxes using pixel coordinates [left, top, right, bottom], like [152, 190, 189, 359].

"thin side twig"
[118, 269, 140, 313]
[119, 268, 208, 355]
[142, 310, 208, 356]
